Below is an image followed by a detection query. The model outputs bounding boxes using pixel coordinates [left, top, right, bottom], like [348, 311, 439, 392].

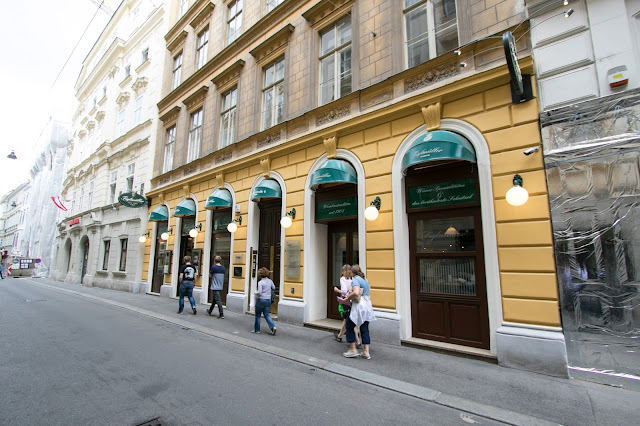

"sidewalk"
[21, 278, 638, 426]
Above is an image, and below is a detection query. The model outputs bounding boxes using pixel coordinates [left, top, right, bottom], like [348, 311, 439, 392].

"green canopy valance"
[251, 179, 282, 202]
[173, 198, 196, 217]
[310, 159, 357, 190]
[148, 205, 168, 222]
[205, 189, 233, 210]
[401, 130, 476, 174]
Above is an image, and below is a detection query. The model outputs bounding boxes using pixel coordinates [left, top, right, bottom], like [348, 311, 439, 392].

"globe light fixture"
[506, 174, 529, 206]
[280, 208, 296, 228]
[188, 223, 202, 238]
[160, 227, 173, 241]
[139, 231, 150, 243]
[364, 196, 381, 221]
[227, 216, 242, 233]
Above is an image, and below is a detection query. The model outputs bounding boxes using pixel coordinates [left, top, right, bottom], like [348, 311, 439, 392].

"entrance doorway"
[406, 162, 489, 349]
[327, 221, 359, 319]
[81, 239, 89, 280]
[257, 200, 281, 314]
[151, 221, 168, 294]
[177, 217, 195, 297]
[209, 210, 231, 305]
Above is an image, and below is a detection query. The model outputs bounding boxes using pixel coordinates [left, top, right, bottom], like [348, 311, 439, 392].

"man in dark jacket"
[178, 256, 198, 314]
[207, 255, 225, 318]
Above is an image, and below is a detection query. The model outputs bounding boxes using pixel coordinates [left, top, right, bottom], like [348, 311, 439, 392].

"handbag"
[351, 286, 363, 303]
[270, 289, 276, 304]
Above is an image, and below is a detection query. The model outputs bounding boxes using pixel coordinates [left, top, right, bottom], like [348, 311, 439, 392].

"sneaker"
[206, 309, 212, 316]
[343, 351, 360, 358]
[251, 330, 260, 334]
[192, 307, 197, 315]
[271, 327, 277, 336]
[361, 353, 371, 360]
[218, 315, 224, 319]
[177, 310, 183, 314]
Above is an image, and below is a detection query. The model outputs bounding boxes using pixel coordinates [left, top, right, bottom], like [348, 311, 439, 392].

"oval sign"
[118, 192, 147, 208]
[35, 258, 42, 263]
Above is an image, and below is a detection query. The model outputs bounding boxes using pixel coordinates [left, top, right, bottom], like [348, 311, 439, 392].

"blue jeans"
[255, 298, 275, 332]
[346, 318, 370, 344]
[178, 283, 196, 312]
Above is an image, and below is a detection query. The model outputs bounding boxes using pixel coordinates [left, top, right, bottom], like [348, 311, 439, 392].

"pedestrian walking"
[343, 264, 376, 359]
[177, 256, 198, 315]
[252, 267, 276, 335]
[207, 255, 225, 318]
[0, 262, 3, 279]
[334, 264, 360, 346]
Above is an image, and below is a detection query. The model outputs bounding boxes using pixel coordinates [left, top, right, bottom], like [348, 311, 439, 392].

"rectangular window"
[172, 53, 183, 90]
[187, 109, 203, 162]
[140, 183, 145, 196]
[141, 47, 149, 63]
[117, 108, 126, 135]
[403, 0, 458, 69]
[261, 57, 285, 130]
[133, 95, 143, 126]
[179, 0, 188, 17]
[103, 240, 110, 270]
[319, 16, 352, 106]
[126, 163, 135, 192]
[109, 171, 117, 203]
[196, 28, 209, 70]
[72, 191, 76, 213]
[88, 182, 94, 209]
[119, 238, 128, 271]
[219, 87, 237, 148]
[124, 64, 131, 78]
[163, 126, 176, 173]
[227, 0, 243, 46]
[266, 0, 284, 13]
[79, 188, 84, 212]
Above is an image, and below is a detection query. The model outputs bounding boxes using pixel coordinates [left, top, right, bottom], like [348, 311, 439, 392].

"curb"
[25, 279, 558, 426]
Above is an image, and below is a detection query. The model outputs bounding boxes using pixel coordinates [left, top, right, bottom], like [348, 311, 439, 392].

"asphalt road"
[0, 279, 502, 426]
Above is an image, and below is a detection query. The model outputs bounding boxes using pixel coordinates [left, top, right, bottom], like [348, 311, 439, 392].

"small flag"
[51, 196, 67, 211]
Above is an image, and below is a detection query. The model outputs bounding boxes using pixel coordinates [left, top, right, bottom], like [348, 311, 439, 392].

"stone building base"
[496, 326, 568, 377]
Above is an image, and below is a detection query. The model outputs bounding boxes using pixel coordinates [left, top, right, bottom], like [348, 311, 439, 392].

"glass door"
[327, 220, 358, 319]
[209, 212, 231, 305]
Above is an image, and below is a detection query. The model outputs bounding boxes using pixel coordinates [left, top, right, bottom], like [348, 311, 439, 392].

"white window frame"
[88, 182, 94, 209]
[126, 163, 135, 193]
[187, 109, 203, 162]
[164, 126, 176, 173]
[172, 53, 183, 90]
[196, 28, 209, 70]
[119, 238, 128, 271]
[261, 57, 285, 130]
[103, 240, 110, 270]
[402, 0, 459, 69]
[133, 95, 143, 126]
[72, 191, 76, 213]
[109, 171, 118, 204]
[219, 87, 237, 148]
[117, 107, 126, 135]
[318, 16, 352, 106]
[79, 187, 84, 212]
[266, 0, 284, 13]
[179, 0, 189, 17]
[226, 0, 243, 46]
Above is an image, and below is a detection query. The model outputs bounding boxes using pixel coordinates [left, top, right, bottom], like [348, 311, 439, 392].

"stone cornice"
[166, 0, 209, 44]
[183, 85, 209, 111]
[302, 0, 354, 27]
[76, 37, 124, 96]
[167, 30, 188, 53]
[116, 92, 131, 106]
[132, 77, 149, 93]
[189, 1, 214, 30]
[159, 105, 182, 126]
[211, 60, 245, 89]
[249, 24, 295, 63]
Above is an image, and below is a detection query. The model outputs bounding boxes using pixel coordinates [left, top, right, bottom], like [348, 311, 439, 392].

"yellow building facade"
[142, 0, 568, 376]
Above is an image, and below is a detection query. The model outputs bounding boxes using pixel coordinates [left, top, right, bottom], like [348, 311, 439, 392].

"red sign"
[68, 218, 80, 227]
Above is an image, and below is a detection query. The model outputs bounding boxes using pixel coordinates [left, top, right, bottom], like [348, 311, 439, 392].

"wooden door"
[327, 220, 359, 320]
[151, 231, 166, 293]
[209, 210, 231, 305]
[258, 200, 281, 314]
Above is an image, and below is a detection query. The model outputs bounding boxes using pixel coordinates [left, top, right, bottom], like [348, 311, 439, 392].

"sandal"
[334, 333, 342, 342]
[343, 351, 360, 358]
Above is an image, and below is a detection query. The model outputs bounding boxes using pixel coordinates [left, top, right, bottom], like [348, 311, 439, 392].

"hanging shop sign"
[502, 31, 533, 104]
[68, 218, 81, 227]
[408, 178, 476, 209]
[316, 196, 358, 220]
[118, 192, 147, 208]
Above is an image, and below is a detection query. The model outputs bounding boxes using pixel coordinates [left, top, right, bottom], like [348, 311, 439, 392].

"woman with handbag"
[253, 267, 277, 335]
[334, 265, 361, 346]
[343, 264, 376, 359]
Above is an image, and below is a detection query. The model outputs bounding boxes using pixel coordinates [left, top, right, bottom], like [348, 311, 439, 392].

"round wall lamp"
[280, 208, 296, 228]
[506, 174, 529, 206]
[188, 223, 202, 238]
[227, 216, 242, 233]
[160, 227, 173, 241]
[138, 231, 150, 243]
[364, 196, 381, 221]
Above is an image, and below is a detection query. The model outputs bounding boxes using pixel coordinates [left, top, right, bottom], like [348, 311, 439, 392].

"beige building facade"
[144, 0, 567, 375]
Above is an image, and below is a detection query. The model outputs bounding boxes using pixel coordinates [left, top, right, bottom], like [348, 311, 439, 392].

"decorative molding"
[215, 152, 232, 164]
[189, 1, 214, 30]
[167, 30, 188, 53]
[404, 62, 461, 93]
[361, 87, 393, 110]
[323, 135, 337, 159]
[135, 58, 150, 74]
[257, 131, 281, 148]
[108, 65, 119, 78]
[249, 24, 295, 64]
[183, 85, 209, 112]
[422, 102, 441, 131]
[95, 110, 106, 122]
[78, 129, 87, 138]
[166, 0, 209, 43]
[80, 116, 89, 125]
[211, 60, 245, 90]
[132, 77, 149, 94]
[316, 104, 350, 126]
[159, 105, 182, 126]
[302, 0, 354, 27]
[216, 173, 224, 188]
[119, 74, 132, 88]
[260, 158, 271, 178]
[159, 176, 171, 185]
[86, 120, 96, 130]
[183, 165, 198, 177]
[116, 92, 131, 106]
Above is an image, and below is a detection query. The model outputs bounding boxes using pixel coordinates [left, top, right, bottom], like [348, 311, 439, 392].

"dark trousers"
[346, 318, 370, 344]
[208, 290, 223, 315]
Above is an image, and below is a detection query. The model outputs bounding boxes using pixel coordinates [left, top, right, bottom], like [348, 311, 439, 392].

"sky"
[0, 1, 120, 195]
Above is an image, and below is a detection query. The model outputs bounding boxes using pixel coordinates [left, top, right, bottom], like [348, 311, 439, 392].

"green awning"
[251, 179, 282, 202]
[148, 205, 169, 222]
[401, 130, 476, 174]
[173, 198, 196, 217]
[205, 189, 233, 210]
[310, 159, 357, 190]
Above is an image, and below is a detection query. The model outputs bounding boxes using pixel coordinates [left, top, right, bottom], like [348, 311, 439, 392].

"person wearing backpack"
[207, 255, 225, 318]
[252, 267, 276, 335]
[177, 255, 198, 315]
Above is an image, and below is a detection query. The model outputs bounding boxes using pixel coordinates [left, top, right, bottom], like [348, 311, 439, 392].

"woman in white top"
[253, 267, 277, 335]
[333, 265, 360, 346]
[343, 264, 376, 359]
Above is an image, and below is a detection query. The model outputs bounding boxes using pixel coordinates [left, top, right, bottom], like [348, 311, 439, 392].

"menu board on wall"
[408, 178, 476, 209]
[285, 240, 301, 279]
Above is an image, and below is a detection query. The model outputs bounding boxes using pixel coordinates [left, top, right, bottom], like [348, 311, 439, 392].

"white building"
[527, 0, 640, 389]
[20, 118, 70, 276]
[0, 182, 31, 258]
[51, 0, 169, 292]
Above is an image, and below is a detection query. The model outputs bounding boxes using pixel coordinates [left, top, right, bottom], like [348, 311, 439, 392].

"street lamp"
[7, 151, 17, 160]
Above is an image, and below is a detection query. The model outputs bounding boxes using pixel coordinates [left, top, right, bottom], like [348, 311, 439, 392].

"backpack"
[183, 265, 195, 281]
